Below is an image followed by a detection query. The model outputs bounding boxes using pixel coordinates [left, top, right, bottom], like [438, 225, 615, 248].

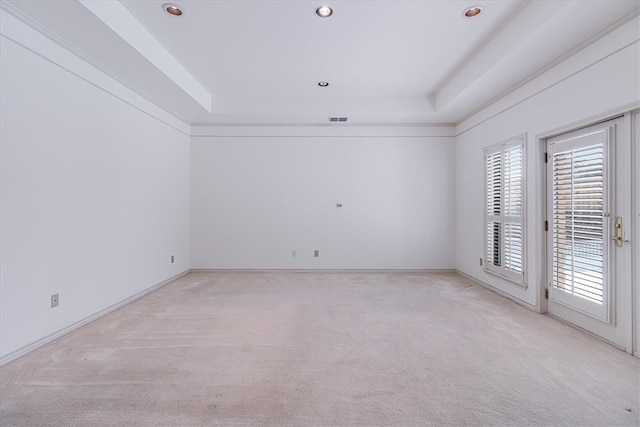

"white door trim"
[543, 114, 633, 353]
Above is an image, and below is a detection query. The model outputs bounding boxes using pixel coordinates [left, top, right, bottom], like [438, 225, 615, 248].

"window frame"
[483, 135, 527, 287]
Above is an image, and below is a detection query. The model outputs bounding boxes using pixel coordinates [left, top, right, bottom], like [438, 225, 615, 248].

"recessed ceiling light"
[318, 82, 329, 87]
[163, 3, 183, 16]
[463, 5, 483, 18]
[316, 6, 333, 18]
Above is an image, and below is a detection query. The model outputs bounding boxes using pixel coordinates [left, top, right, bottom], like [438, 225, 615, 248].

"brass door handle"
[612, 216, 629, 247]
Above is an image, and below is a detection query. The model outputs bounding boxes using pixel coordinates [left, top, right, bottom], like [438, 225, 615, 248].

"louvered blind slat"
[484, 141, 524, 281]
[552, 143, 604, 304]
[486, 152, 501, 216]
[504, 222, 523, 272]
[504, 145, 523, 217]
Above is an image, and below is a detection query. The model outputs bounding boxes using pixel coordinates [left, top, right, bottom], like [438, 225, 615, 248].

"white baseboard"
[3, 269, 634, 365]
[456, 270, 539, 312]
[457, 270, 638, 355]
[0, 270, 190, 367]
[189, 268, 456, 274]
[0, 268, 455, 366]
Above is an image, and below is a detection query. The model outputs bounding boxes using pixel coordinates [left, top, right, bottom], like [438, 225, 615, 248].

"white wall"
[0, 15, 190, 360]
[191, 134, 455, 270]
[455, 16, 640, 309]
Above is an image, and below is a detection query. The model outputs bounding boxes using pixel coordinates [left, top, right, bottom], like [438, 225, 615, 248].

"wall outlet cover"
[51, 293, 59, 308]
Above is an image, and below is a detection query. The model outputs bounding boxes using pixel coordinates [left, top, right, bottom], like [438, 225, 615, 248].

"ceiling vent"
[329, 117, 348, 122]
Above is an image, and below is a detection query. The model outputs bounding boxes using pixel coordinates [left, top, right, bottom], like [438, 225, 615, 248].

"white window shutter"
[552, 143, 605, 303]
[484, 138, 525, 284]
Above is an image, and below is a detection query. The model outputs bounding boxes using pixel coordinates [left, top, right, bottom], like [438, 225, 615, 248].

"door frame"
[546, 124, 615, 322]
[538, 109, 635, 354]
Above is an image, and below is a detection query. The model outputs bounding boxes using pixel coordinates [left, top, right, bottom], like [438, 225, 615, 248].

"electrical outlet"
[335, 203, 343, 209]
[314, 250, 319, 257]
[292, 250, 297, 257]
[171, 255, 175, 263]
[51, 293, 59, 308]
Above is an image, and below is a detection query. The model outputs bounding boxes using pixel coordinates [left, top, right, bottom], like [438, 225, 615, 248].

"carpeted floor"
[1, 271, 638, 426]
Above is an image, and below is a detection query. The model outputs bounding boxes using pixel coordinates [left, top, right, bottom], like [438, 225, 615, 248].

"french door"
[546, 116, 632, 351]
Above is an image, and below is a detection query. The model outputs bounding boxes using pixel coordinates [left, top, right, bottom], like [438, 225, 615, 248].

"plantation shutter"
[551, 143, 605, 304]
[484, 139, 525, 284]
[486, 152, 502, 267]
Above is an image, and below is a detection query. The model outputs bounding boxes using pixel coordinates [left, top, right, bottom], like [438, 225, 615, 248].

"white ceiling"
[3, 0, 639, 125]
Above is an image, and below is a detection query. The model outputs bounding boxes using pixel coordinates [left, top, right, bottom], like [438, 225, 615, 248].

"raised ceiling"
[2, 0, 639, 125]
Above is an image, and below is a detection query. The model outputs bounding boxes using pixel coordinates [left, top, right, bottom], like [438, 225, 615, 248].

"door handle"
[612, 216, 629, 247]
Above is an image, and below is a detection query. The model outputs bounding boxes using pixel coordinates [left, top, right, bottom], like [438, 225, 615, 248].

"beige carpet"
[1, 271, 638, 426]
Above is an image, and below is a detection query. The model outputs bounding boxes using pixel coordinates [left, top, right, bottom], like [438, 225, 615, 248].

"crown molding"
[456, 11, 640, 136]
[190, 123, 456, 138]
[0, 3, 190, 136]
